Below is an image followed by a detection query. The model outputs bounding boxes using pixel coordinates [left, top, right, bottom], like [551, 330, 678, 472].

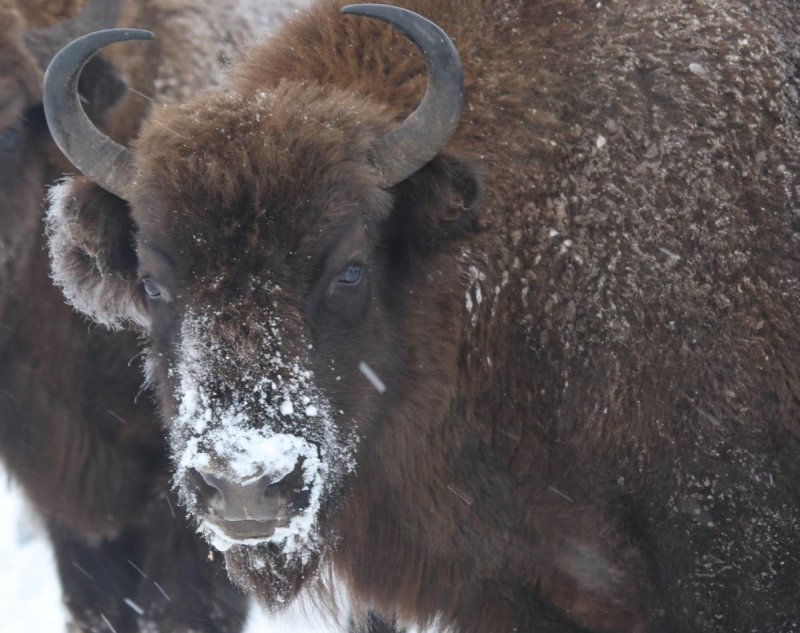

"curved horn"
[44, 28, 152, 200]
[341, 4, 464, 188]
[24, 0, 124, 69]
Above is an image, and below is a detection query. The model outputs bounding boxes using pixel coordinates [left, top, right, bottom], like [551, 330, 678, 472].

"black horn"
[341, 4, 464, 188]
[24, 0, 124, 69]
[43, 28, 152, 201]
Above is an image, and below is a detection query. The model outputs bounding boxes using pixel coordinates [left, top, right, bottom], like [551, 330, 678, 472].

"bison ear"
[46, 178, 147, 331]
[384, 152, 483, 254]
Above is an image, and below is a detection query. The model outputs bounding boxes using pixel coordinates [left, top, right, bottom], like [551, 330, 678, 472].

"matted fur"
[46, 0, 800, 632]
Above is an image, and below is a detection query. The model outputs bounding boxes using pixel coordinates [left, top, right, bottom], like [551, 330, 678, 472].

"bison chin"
[222, 539, 325, 608]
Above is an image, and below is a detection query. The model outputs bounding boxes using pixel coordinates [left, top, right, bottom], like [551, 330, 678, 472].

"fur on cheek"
[45, 178, 149, 331]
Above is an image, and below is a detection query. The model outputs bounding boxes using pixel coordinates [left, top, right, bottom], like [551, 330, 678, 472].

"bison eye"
[142, 277, 163, 299]
[0, 126, 21, 151]
[338, 263, 363, 285]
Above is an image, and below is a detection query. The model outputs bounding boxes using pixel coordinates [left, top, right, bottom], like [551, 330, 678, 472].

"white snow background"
[0, 469, 337, 632]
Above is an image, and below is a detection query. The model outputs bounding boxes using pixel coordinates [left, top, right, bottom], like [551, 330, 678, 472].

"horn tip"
[340, 4, 365, 14]
[340, 4, 393, 17]
[112, 28, 156, 41]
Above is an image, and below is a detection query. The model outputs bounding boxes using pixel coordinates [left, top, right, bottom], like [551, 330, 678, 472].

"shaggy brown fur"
[0, 1, 263, 630]
[47, 0, 800, 632]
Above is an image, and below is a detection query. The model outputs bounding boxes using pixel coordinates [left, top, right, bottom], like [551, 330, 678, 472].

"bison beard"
[42, 0, 800, 632]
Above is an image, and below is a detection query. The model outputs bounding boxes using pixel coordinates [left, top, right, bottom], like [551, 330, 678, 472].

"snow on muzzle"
[175, 399, 341, 556]
[183, 430, 326, 551]
[171, 313, 358, 556]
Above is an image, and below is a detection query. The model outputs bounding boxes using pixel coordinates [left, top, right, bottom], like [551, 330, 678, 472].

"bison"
[0, 0, 283, 629]
[43, 0, 800, 632]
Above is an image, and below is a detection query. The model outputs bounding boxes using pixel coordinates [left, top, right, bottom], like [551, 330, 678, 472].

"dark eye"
[0, 127, 21, 151]
[142, 277, 162, 299]
[338, 263, 363, 285]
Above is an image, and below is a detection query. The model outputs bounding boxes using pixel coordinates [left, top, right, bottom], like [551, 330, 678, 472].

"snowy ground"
[0, 476, 66, 631]
[0, 473, 336, 633]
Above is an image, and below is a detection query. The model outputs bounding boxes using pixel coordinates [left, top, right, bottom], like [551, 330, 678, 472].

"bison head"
[44, 5, 481, 604]
[0, 0, 124, 330]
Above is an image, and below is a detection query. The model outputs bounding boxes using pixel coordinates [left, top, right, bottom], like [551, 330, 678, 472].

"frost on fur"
[45, 179, 147, 331]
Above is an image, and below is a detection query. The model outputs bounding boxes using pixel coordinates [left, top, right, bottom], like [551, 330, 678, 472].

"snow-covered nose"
[189, 459, 309, 528]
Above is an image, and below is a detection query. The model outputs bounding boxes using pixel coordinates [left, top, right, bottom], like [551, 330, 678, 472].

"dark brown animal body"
[44, 1, 800, 632]
[0, 1, 258, 630]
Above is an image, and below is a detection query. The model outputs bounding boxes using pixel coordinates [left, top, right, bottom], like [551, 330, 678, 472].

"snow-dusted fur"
[147, 0, 312, 103]
[0, 0, 308, 631]
[46, 179, 150, 330]
[46, 0, 800, 632]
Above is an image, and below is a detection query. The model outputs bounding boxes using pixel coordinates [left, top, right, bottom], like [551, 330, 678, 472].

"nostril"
[187, 468, 225, 511]
[272, 458, 305, 491]
[265, 458, 310, 513]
